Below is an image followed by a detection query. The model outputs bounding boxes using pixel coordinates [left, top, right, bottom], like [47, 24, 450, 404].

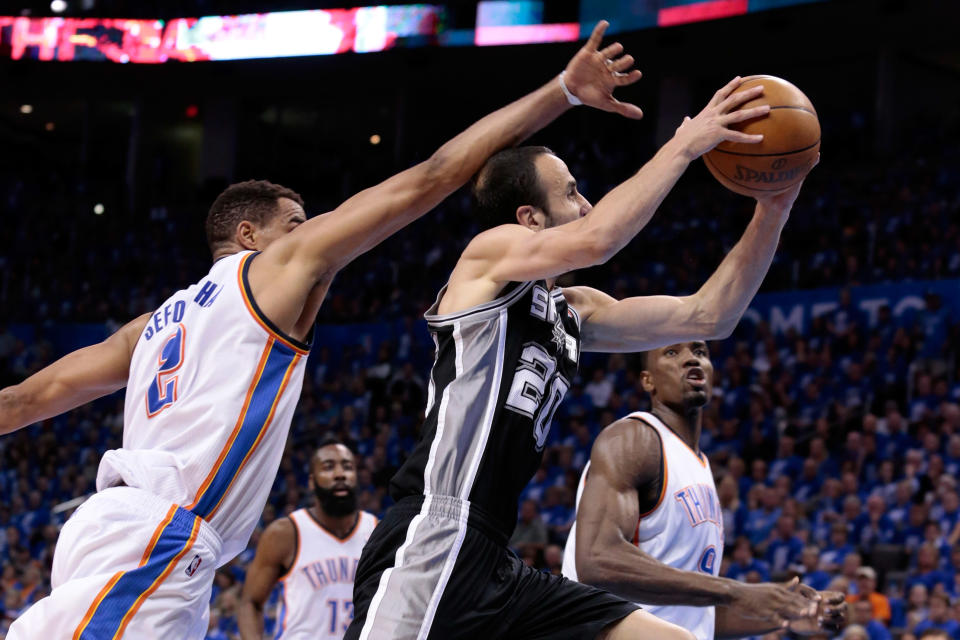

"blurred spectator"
[725, 537, 771, 583]
[848, 566, 892, 623]
[913, 593, 960, 638]
[766, 515, 804, 573]
[509, 500, 548, 556]
[850, 598, 893, 640]
[794, 545, 832, 591]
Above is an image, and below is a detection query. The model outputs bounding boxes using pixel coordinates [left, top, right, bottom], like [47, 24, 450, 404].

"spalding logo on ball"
[704, 75, 820, 197]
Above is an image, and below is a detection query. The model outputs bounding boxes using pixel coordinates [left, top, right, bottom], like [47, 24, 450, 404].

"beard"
[314, 484, 358, 517]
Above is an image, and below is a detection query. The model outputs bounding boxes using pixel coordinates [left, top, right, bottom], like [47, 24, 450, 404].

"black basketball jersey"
[390, 280, 581, 536]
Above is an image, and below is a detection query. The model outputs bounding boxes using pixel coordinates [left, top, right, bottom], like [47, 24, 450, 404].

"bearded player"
[238, 438, 376, 640]
[562, 341, 847, 639]
[347, 63, 817, 640]
[0, 21, 639, 638]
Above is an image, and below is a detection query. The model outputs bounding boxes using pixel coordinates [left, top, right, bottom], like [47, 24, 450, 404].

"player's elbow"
[423, 146, 467, 194]
[576, 547, 622, 590]
[686, 295, 735, 340]
[709, 317, 737, 340]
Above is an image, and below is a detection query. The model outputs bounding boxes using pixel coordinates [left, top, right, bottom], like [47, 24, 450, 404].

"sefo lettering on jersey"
[96, 250, 310, 564]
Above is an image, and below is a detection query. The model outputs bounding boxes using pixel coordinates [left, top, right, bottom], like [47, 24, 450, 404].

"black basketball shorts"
[344, 495, 638, 640]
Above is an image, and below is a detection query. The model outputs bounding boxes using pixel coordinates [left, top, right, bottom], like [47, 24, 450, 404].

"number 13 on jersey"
[145, 324, 186, 418]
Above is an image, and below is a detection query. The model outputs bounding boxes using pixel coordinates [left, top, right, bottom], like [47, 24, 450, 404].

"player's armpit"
[0, 313, 149, 436]
[563, 286, 723, 353]
[237, 517, 298, 640]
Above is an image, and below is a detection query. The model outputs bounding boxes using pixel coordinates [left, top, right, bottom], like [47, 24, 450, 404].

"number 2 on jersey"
[145, 324, 186, 418]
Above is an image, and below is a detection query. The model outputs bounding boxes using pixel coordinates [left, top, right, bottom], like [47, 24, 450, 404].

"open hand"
[788, 588, 847, 635]
[673, 76, 771, 160]
[562, 21, 644, 119]
[730, 577, 819, 626]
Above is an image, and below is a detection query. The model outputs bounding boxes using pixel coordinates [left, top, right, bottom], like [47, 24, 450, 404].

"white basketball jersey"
[563, 411, 723, 640]
[275, 509, 378, 640]
[96, 251, 310, 563]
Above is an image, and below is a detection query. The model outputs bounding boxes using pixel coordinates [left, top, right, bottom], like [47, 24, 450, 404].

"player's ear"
[515, 205, 545, 230]
[640, 370, 655, 393]
[236, 220, 257, 250]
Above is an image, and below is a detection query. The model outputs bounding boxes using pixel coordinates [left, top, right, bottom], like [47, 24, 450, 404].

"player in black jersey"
[347, 30, 814, 640]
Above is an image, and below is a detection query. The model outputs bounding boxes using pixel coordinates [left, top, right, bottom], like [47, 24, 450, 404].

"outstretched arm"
[566, 177, 811, 352]
[575, 420, 814, 623]
[450, 77, 769, 296]
[238, 518, 297, 640]
[0, 313, 149, 436]
[249, 22, 646, 330]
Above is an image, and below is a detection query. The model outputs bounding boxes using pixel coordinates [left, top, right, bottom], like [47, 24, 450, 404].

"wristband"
[558, 71, 582, 106]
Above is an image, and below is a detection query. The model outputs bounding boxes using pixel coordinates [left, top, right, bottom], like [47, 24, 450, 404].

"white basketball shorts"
[8, 485, 223, 640]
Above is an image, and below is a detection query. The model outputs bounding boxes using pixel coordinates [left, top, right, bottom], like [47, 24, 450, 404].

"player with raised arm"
[0, 22, 639, 639]
[346, 69, 812, 640]
[562, 341, 847, 639]
[238, 438, 376, 640]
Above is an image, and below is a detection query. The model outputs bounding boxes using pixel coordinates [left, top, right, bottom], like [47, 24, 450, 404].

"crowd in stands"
[1, 129, 959, 638]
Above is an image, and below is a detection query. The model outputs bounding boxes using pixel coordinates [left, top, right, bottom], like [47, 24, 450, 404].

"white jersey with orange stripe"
[274, 509, 378, 640]
[96, 250, 310, 564]
[562, 411, 723, 640]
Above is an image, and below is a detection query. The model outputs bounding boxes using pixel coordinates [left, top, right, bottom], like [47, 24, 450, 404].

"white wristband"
[558, 71, 582, 106]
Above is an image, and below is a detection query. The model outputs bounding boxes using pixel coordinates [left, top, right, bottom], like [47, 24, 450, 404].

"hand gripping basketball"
[673, 76, 771, 161]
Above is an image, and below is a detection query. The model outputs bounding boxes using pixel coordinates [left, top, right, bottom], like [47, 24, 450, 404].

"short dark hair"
[316, 434, 348, 452]
[471, 146, 553, 230]
[205, 179, 304, 253]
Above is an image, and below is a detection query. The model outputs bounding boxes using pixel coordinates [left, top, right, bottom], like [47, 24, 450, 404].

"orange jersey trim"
[111, 517, 201, 639]
[184, 338, 273, 512]
[237, 252, 310, 355]
[202, 352, 300, 520]
[73, 572, 124, 640]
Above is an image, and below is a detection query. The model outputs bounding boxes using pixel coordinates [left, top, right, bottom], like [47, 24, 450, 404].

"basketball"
[704, 75, 820, 197]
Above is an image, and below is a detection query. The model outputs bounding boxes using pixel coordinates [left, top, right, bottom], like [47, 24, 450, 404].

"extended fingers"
[608, 54, 635, 73]
[600, 41, 624, 59]
[710, 76, 743, 107]
[586, 20, 608, 50]
[719, 84, 765, 113]
[612, 69, 642, 86]
[722, 104, 770, 124]
[724, 130, 764, 144]
[610, 98, 644, 120]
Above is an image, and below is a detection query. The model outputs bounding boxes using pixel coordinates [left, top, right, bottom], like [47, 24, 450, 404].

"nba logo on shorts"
[185, 554, 202, 577]
[698, 547, 717, 574]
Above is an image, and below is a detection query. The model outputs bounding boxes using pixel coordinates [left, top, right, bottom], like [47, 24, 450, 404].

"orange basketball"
[703, 75, 820, 197]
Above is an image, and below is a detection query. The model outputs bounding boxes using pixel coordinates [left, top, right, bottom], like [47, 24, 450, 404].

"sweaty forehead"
[534, 154, 574, 190]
